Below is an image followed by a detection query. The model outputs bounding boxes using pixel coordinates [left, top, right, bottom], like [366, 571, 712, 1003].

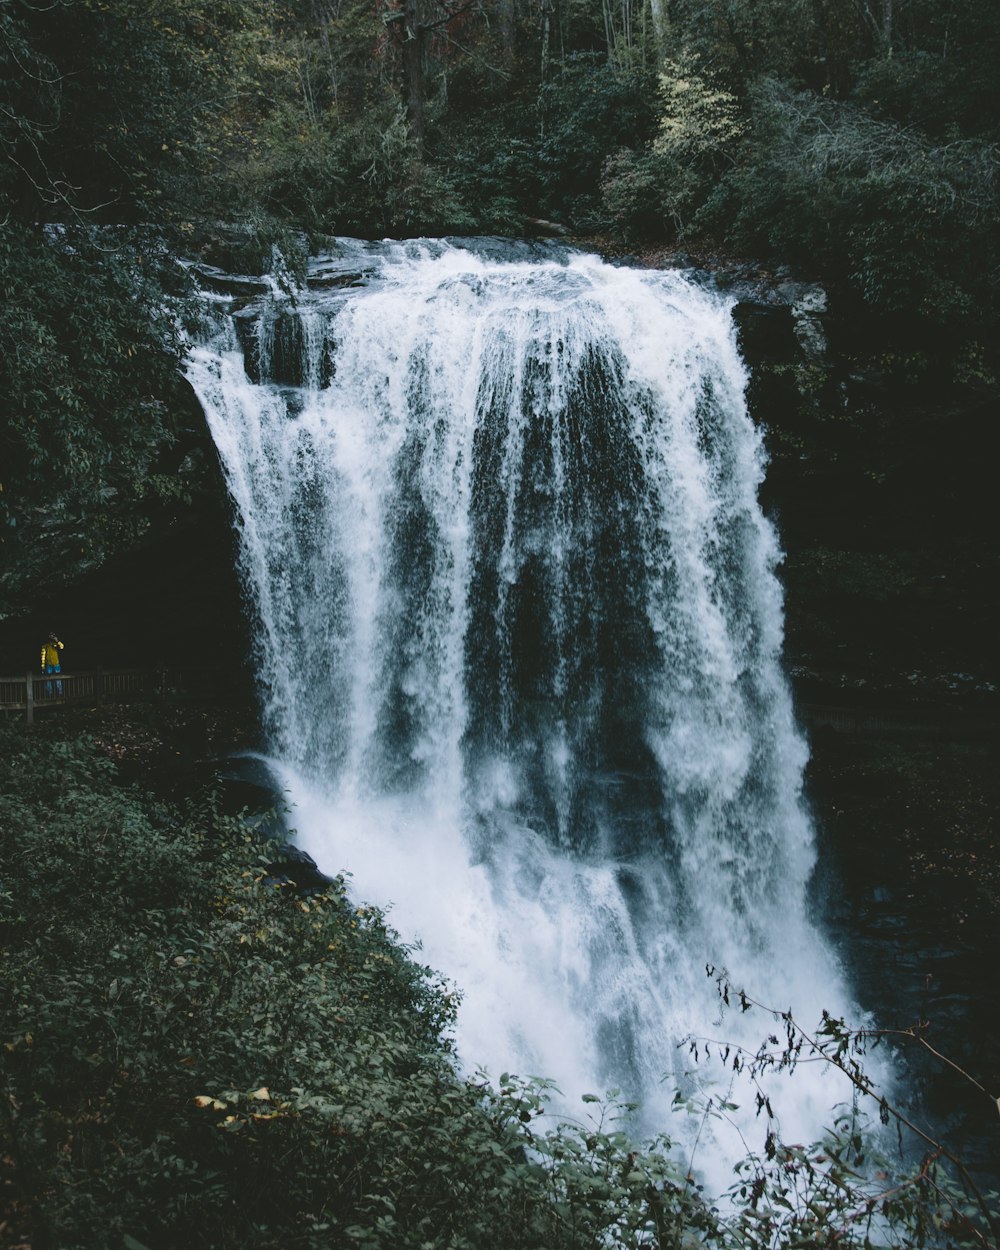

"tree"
[0, 224, 195, 613]
[0, 0, 285, 225]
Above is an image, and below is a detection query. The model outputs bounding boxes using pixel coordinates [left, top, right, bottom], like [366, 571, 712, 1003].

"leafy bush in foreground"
[0, 723, 704, 1249]
[1, 720, 995, 1248]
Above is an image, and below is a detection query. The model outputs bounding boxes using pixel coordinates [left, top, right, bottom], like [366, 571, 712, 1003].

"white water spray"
[187, 239, 864, 1187]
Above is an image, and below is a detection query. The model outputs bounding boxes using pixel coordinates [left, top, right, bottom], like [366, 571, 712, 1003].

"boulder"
[263, 843, 336, 896]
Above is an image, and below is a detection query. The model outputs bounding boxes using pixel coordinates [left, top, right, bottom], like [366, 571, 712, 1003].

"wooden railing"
[0, 668, 246, 725]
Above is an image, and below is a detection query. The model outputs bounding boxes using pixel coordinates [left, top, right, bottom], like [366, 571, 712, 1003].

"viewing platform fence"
[0, 668, 248, 724]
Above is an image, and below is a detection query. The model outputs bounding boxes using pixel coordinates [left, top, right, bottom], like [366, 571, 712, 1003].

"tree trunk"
[540, 0, 552, 79]
[498, 0, 516, 65]
[647, 0, 667, 55]
[402, 0, 425, 149]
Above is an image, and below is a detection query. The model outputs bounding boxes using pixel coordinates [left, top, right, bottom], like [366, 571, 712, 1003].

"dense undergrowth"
[1, 718, 996, 1249]
[0, 719, 699, 1249]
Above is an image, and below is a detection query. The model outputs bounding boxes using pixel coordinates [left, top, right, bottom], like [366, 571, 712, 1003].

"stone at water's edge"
[263, 844, 337, 896]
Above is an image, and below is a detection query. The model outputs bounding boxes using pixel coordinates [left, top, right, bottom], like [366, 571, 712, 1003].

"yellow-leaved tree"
[652, 53, 746, 230]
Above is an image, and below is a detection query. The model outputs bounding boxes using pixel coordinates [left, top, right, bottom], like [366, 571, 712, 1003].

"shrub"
[600, 54, 746, 240]
[535, 55, 658, 230]
[235, 104, 478, 239]
[706, 81, 999, 324]
[601, 145, 674, 240]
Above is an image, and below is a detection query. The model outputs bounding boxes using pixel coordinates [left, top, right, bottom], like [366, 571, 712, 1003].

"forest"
[1, 0, 998, 592]
[2, 1, 999, 1248]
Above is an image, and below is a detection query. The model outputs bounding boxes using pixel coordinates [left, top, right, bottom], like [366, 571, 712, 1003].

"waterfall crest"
[187, 239, 857, 1175]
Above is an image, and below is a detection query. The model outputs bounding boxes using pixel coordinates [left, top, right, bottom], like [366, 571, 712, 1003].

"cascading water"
[187, 239, 865, 1186]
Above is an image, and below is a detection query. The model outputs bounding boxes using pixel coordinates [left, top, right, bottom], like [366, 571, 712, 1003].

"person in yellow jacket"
[41, 631, 64, 697]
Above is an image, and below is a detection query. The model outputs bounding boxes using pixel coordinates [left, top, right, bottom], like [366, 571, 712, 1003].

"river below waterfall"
[187, 238, 892, 1190]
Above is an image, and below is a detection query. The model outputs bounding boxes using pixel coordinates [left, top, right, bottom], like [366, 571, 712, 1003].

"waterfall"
[187, 239, 862, 1185]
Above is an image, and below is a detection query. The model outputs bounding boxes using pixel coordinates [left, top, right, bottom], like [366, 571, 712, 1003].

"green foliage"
[601, 145, 674, 239]
[535, 55, 658, 229]
[697, 972, 1000, 1250]
[603, 55, 744, 237]
[849, 6, 1000, 141]
[666, 0, 875, 97]
[710, 81, 998, 320]
[429, 112, 537, 236]
[0, 224, 201, 613]
[2, 720, 995, 1248]
[238, 103, 478, 237]
[0, 0, 281, 222]
[0, 227, 183, 492]
[655, 58, 746, 160]
[853, 52, 978, 140]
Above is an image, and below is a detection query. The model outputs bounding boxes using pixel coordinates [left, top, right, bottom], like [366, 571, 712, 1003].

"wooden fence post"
[25, 671, 34, 726]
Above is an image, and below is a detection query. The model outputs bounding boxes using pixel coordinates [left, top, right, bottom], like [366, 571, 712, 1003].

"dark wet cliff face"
[731, 288, 999, 1186]
[734, 293, 996, 712]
